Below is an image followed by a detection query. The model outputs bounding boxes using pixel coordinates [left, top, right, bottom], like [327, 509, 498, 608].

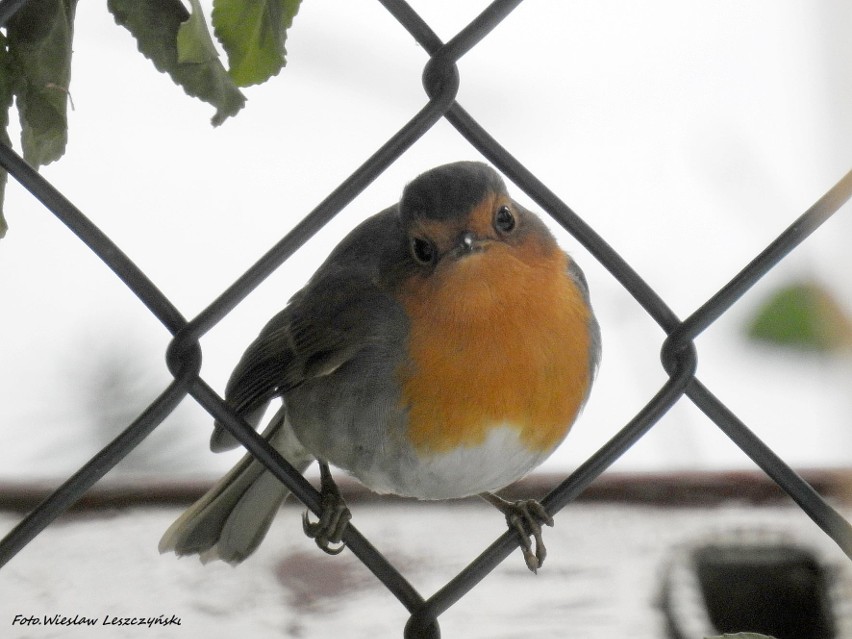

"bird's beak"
[454, 231, 485, 258]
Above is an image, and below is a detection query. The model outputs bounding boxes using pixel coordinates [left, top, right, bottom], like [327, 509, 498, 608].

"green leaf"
[0, 32, 14, 238]
[177, 0, 220, 65]
[108, 0, 246, 126]
[6, 0, 77, 168]
[747, 281, 852, 353]
[212, 0, 302, 87]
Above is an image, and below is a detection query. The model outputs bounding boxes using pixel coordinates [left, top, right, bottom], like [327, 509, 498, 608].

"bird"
[159, 161, 601, 573]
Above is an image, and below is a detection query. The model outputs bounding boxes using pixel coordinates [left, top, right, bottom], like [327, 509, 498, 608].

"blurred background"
[0, 0, 850, 482]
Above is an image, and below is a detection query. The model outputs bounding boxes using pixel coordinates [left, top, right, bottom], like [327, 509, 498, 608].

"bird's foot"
[481, 493, 554, 573]
[302, 462, 351, 555]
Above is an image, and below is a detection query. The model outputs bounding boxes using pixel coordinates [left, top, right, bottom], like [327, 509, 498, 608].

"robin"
[160, 161, 601, 573]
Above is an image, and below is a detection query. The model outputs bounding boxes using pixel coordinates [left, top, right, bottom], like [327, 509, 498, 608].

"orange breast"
[398, 238, 592, 455]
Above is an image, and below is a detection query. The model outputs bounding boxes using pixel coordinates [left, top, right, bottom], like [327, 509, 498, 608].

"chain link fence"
[1, 1, 851, 637]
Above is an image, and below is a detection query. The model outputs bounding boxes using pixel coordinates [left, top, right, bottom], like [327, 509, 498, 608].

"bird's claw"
[302, 507, 349, 555]
[481, 493, 554, 573]
[504, 499, 554, 573]
[302, 462, 351, 555]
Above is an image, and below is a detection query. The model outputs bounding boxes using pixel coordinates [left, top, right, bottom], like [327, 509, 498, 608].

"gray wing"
[566, 255, 602, 384]
[210, 208, 405, 452]
[210, 270, 399, 452]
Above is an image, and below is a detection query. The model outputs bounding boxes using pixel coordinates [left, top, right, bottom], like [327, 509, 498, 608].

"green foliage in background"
[747, 281, 852, 353]
[0, 0, 302, 238]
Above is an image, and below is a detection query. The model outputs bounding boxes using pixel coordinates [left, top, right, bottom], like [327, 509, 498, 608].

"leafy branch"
[0, 0, 302, 238]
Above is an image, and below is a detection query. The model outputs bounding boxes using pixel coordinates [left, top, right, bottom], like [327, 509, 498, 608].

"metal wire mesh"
[1, 1, 851, 637]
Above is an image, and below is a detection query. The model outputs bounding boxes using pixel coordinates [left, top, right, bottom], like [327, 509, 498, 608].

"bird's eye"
[494, 205, 516, 234]
[410, 236, 437, 265]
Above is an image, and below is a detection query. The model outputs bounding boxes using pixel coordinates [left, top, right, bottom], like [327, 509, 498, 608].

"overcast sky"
[1, 0, 850, 481]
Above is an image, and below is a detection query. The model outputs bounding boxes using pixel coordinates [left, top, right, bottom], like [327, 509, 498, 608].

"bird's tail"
[159, 410, 313, 565]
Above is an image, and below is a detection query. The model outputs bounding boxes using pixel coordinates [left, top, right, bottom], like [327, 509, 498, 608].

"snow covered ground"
[2, 499, 851, 639]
